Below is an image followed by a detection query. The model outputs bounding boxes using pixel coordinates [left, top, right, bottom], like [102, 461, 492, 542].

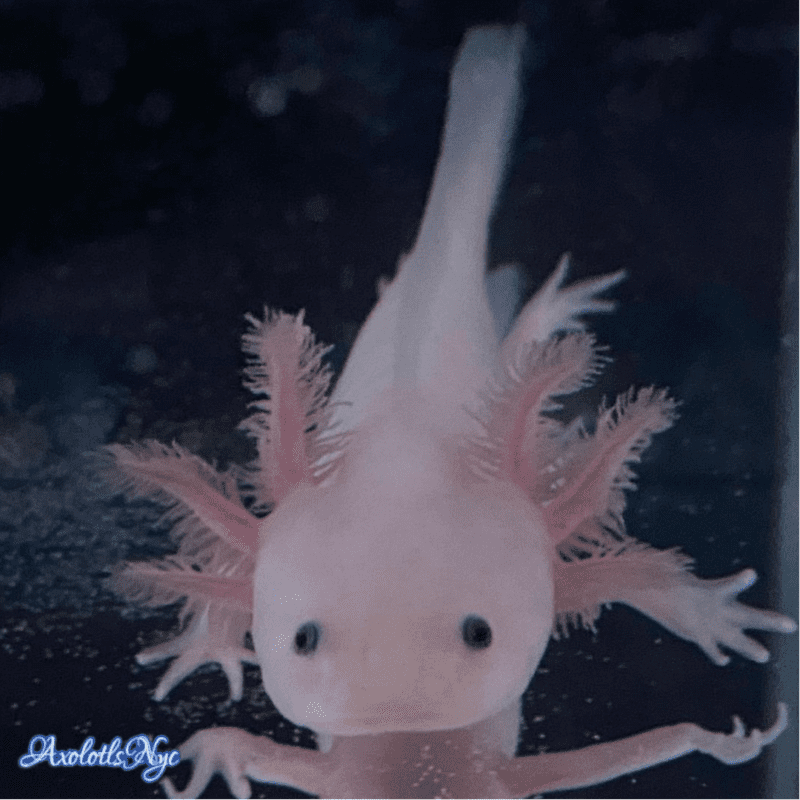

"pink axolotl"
[102, 25, 796, 799]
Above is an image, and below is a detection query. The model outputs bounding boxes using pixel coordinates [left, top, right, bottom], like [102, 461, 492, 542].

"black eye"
[294, 621, 321, 656]
[461, 615, 492, 650]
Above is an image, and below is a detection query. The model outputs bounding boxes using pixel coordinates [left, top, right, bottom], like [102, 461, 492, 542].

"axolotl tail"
[331, 26, 527, 434]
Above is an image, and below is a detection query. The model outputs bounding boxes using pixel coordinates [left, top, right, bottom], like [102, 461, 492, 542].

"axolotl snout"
[100, 24, 796, 799]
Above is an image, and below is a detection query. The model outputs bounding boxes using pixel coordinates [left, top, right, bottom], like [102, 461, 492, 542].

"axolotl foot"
[136, 605, 258, 702]
[162, 727, 330, 800]
[627, 566, 798, 667]
[695, 702, 789, 765]
[162, 728, 256, 800]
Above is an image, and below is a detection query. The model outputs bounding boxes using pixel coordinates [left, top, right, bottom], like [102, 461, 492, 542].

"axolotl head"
[252, 421, 554, 737]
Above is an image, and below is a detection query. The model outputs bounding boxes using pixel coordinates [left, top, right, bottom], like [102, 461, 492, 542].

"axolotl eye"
[293, 621, 321, 656]
[461, 614, 492, 649]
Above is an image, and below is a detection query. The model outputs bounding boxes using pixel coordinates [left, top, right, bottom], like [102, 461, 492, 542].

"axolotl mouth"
[345, 710, 437, 730]
[328, 718, 449, 736]
[311, 701, 495, 736]
[300, 697, 457, 735]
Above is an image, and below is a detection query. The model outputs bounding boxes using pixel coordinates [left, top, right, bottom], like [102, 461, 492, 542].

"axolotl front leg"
[499, 702, 788, 797]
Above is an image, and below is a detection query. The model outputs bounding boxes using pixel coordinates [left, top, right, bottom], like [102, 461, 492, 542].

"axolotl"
[101, 25, 796, 799]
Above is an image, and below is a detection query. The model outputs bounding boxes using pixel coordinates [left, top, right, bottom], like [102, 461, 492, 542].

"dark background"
[0, 0, 796, 797]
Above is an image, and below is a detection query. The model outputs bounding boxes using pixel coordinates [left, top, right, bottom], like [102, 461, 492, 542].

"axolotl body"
[103, 25, 796, 799]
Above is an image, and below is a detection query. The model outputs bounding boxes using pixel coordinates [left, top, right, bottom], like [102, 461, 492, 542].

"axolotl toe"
[100, 24, 797, 799]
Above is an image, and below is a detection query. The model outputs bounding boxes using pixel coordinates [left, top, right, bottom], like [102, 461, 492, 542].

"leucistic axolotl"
[100, 24, 796, 799]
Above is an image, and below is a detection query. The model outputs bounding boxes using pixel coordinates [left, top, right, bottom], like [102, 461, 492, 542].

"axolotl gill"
[100, 24, 797, 799]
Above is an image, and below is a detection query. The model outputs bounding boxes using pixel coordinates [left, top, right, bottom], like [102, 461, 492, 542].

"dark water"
[1, 1, 796, 797]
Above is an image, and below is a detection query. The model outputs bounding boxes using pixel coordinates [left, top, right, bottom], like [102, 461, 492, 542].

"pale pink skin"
[104, 25, 796, 799]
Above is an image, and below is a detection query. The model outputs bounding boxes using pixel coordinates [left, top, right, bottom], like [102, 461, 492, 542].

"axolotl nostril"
[100, 24, 796, 800]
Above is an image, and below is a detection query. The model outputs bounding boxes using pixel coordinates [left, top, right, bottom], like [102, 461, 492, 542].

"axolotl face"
[252, 421, 554, 737]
